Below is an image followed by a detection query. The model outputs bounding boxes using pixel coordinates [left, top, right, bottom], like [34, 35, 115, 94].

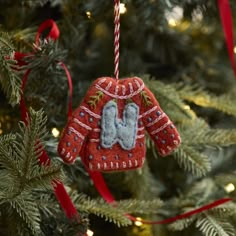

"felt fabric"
[101, 100, 139, 150]
[58, 77, 181, 172]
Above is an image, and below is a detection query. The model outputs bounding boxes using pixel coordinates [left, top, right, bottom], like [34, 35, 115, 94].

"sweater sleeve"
[57, 105, 94, 164]
[141, 86, 181, 156]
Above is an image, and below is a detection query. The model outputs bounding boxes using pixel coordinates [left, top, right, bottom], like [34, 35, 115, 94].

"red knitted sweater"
[58, 77, 181, 172]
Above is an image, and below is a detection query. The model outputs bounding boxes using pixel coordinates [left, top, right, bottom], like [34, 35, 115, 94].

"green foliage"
[176, 82, 236, 116]
[0, 32, 21, 106]
[174, 144, 211, 177]
[196, 213, 235, 236]
[0, 108, 63, 235]
[73, 193, 163, 227]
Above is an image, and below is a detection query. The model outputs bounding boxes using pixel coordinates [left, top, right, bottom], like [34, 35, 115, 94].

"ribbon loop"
[35, 19, 60, 45]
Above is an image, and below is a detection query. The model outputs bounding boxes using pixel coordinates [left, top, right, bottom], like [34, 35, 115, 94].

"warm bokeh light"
[134, 217, 143, 227]
[224, 183, 235, 193]
[51, 128, 60, 138]
[120, 3, 127, 14]
[86, 11, 91, 19]
[86, 229, 94, 236]
[168, 18, 177, 27]
[234, 46, 236, 54]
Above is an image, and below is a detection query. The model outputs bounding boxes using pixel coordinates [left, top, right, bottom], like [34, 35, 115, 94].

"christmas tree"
[1, 0, 236, 235]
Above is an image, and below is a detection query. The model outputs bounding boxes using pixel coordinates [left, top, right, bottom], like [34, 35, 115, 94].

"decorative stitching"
[137, 134, 145, 139]
[146, 113, 166, 127]
[93, 128, 101, 132]
[89, 163, 93, 170]
[105, 81, 112, 91]
[139, 106, 157, 118]
[73, 118, 92, 130]
[138, 127, 145, 131]
[95, 82, 144, 99]
[61, 148, 65, 155]
[89, 139, 100, 142]
[98, 77, 107, 85]
[68, 127, 85, 140]
[151, 120, 171, 135]
[115, 85, 119, 95]
[129, 82, 134, 93]
[129, 160, 132, 167]
[100, 100, 139, 150]
[87, 91, 104, 109]
[134, 79, 140, 88]
[122, 85, 126, 95]
[81, 106, 101, 119]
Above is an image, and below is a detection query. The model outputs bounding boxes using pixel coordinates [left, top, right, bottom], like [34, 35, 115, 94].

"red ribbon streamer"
[218, 0, 236, 77]
[16, 19, 78, 220]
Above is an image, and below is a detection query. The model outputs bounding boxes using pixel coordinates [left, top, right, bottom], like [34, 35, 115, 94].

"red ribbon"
[15, 19, 78, 220]
[218, 0, 236, 77]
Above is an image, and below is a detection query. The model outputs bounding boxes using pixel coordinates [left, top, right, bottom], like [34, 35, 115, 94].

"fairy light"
[224, 183, 235, 193]
[234, 46, 236, 54]
[51, 128, 60, 138]
[134, 217, 143, 227]
[119, 3, 127, 14]
[86, 229, 94, 236]
[86, 11, 91, 19]
[168, 18, 177, 27]
[184, 105, 191, 110]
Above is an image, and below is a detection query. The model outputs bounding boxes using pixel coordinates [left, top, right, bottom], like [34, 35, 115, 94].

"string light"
[224, 183, 235, 193]
[51, 128, 60, 138]
[234, 46, 236, 54]
[184, 105, 190, 110]
[119, 3, 127, 14]
[168, 18, 177, 27]
[86, 11, 91, 19]
[134, 217, 143, 227]
[86, 229, 94, 236]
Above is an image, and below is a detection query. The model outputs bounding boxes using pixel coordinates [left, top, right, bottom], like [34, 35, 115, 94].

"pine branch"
[17, 108, 48, 179]
[8, 193, 41, 236]
[74, 194, 132, 227]
[143, 76, 195, 122]
[180, 118, 236, 147]
[174, 144, 211, 177]
[73, 194, 163, 227]
[116, 198, 163, 214]
[196, 213, 235, 236]
[176, 82, 236, 116]
[0, 32, 21, 106]
[168, 215, 196, 231]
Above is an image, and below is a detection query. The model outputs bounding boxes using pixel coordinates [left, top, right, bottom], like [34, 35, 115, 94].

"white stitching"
[81, 106, 101, 119]
[138, 127, 145, 131]
[134, 79, 140, 88]
[105, 81, 112, 91]
[139, 106, 157, 118]
[68, 127, 85, 140]
[73, 118, 92, 130]
[61, 148, 65, 155]
[95, 82, 144, 99]
[93, 128, 101, 132]
[151, 120, 171, 135]
[98, 78, 107, 85]
[137, 134, 145, 139]
[115, 85, 119, 95]
[146, 113, 166, 127]
[89, 139, 100, 142]
[129, 82, 134, 93]
[122, 85, 126, 95]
